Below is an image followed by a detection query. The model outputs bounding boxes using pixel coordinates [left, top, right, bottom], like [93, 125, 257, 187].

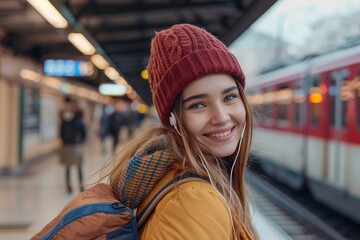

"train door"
[291, 80, 308, 189]
[305, 73, 326, 182]
[326, 69, 349, 188]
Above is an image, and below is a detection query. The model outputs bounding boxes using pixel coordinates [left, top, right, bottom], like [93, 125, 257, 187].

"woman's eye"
[189, 103, 204, 109]
[224, 94, 237, 102]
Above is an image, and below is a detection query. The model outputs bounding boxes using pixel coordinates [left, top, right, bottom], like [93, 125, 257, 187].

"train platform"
[0, 135, 291, 240]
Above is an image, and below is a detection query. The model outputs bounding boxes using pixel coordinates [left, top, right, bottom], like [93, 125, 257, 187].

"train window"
[309, 75, 321, 128]
[263, 89, 274, 125]
[263, 103, 273, 124]
[295, 103, 301, 126]
[278, 104, 287, 120]
[277, 86, 291, 127]
[356, 74, 360, 130]
[311, 103, 321, 128]
[330, 69, 349, 129]
[248, 92, 263, 124]
[293, 84, 305, 127]
[252, 105, 262, 125]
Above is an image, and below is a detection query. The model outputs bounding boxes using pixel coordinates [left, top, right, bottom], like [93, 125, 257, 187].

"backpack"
[31, 175, 204, 240]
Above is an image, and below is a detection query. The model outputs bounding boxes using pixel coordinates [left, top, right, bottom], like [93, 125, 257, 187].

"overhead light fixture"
[99, 84, 126, 96]
[20, 69, 41, 82]
[115, 76, 127, 85]
[91, 54, 109, 70]
[68, 33, 96, 55]
[141, 69, 148, 80]
[77, 87, 91, 98]
[128, 91, 137, 100]
[104, 67, 120, 81]
[27, 0, 68, 28]
[137, 104, 149, 114]
[126, 85, 133, 94]
[43, 76, 62, 90]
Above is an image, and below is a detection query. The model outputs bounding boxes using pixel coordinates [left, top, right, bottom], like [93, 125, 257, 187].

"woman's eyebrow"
[183, 94, 207, 104]
[223, 86, 238, 94]
[183, 86, 238, 104]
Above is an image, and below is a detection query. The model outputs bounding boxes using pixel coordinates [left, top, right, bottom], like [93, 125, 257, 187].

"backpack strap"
[136, 173, 207, 228]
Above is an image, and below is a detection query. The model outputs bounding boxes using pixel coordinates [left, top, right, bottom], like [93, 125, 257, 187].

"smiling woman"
[106, 23, 259, 240]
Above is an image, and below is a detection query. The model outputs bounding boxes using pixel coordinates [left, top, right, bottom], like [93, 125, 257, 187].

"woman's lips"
[204, 127, 235, 142]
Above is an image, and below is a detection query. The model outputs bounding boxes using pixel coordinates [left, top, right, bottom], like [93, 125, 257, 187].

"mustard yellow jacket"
[138, 171, 232, 240]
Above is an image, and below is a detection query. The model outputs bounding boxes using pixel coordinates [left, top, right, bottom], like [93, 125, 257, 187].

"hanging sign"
[44, 59, 94, 77]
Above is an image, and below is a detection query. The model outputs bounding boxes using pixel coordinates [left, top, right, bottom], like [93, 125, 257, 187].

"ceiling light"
[137, 104, 149, 114]
[68, 33, 96, 55]
[43, 76, 62, 90]
[99, 84, 126, 96]
[20, 69, 41, 82]
[104, 67, 120, 81]
[27, 0, 68, 28]
[91, 54, 109, 70]
[126, 85, 133, 94]
[128, 91, 137, 100]
[141, 69, 148, 80]
[115, 76, 127, 85]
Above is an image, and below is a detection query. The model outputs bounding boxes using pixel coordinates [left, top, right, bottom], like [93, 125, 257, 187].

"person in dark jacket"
[59, 98, 86, 193]
[108, 99, 129, 151]
[99, 105, 112, 154]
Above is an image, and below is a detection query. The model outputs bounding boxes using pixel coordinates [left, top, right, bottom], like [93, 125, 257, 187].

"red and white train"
[247, 45, 360, 223]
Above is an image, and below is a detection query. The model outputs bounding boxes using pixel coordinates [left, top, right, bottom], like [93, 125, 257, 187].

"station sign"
[43, 59, 94, 77]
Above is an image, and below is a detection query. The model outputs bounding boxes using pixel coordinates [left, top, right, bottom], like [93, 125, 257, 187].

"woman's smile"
[204, 126, 235, 142]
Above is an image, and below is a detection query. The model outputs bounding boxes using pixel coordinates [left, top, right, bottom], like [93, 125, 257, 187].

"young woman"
[109, 23, 259, 240]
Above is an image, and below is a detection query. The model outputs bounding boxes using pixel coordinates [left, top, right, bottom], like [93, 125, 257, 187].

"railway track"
[247, 168, 360, 240]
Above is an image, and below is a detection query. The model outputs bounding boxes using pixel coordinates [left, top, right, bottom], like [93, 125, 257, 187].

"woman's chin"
[209, 146, 238, 158]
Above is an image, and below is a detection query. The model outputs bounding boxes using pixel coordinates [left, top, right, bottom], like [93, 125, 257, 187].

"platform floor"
[0, 136, 290, 240]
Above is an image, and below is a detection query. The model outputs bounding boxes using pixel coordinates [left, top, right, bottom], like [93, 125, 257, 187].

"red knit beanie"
[148, 24, 245, 126]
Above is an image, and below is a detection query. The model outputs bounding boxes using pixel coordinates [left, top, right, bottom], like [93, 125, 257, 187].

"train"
[246, 44, 360, 224]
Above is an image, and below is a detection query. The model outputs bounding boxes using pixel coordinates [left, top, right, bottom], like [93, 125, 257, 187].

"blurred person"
[127, 107, 145, 137]
[107, 24, 259, 239]
[108, 99, 130, 151]
[99, 105, 113, 154]
[59, 97, 86, 194]
[138, 105, 160, 131]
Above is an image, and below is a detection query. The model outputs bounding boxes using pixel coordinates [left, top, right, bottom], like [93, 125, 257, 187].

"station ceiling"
[0, 0, 277, 105]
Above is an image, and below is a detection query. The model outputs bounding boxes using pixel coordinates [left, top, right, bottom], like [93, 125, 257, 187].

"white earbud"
[169, 112, 177, 127]
[169, 112, 182, 136]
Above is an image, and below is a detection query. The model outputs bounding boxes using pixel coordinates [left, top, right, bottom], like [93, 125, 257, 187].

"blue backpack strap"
[136, 173, 207, 228]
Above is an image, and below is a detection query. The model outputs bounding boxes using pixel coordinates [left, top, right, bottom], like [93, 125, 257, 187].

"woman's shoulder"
[157, 179, 228, 212]
[168, 180, 221, 200]
[139, 174, 232, 239]
[138, 171, 230, 219]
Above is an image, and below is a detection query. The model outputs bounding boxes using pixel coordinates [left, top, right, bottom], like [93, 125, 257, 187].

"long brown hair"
[170, 82, 258, 239]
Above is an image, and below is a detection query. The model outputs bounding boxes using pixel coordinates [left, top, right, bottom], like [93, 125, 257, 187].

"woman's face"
[182, 74, 246, 157]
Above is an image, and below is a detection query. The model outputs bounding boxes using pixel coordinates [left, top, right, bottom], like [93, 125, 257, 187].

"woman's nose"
[210, 104, 230, 125]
